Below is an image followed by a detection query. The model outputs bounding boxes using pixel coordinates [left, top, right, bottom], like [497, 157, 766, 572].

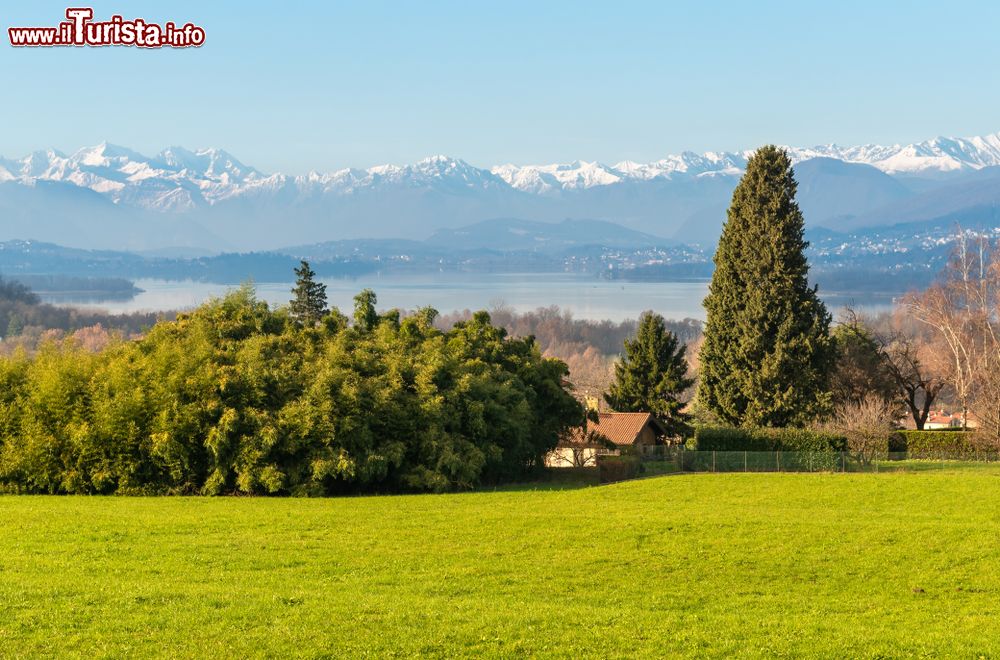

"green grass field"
[3, 468, 1000, 658]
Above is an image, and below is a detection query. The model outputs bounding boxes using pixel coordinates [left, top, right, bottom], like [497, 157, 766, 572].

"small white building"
[924, 410, 978, 430]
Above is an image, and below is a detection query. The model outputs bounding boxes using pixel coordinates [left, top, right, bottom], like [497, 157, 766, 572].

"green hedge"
[597, 455, 642, 484]
[897, 431, 997, 459]
[691, 427, 848, 452]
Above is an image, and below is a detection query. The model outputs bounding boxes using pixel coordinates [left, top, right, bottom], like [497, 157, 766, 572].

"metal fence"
[674, 450, 995, 473]
[603, 446, 1000, 480]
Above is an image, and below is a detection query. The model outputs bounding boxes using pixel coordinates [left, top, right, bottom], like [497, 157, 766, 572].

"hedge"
[690, 426, 848, 452]
[597, 455, 642, 484]
[897, 431, 999, 459]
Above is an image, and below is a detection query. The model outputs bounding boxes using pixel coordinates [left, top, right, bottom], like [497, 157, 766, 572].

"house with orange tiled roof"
[924, 410, 979, 430]
[546, 412, 668, 467]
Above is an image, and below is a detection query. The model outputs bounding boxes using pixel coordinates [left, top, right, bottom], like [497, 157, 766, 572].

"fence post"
[776, 450, 781, 472]
[744, 451, 748, 472]
[712, 450, 716, 473]
[841, 451, 845, 473]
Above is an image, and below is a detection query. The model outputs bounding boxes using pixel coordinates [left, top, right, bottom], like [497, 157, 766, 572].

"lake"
[43, 272, 897, 322]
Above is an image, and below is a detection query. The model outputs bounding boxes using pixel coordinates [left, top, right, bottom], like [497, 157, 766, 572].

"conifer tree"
[698, 146, 834, 427]
[604, 311, 695, 438]
[289, 260, 328, 326]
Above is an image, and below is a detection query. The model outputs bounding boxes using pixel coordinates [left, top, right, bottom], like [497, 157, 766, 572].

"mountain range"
[3, 132, 1000, 251]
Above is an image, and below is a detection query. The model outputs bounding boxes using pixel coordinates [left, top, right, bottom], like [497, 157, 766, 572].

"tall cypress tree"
[604, 311, 695, 438]
[698, 146, 834, 427]
[289, 260, 328, 326]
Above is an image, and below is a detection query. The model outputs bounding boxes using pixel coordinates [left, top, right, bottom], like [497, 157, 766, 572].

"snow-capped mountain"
[2, 131, 1000, 251]
[1, 131, 999, 212]
[786, 133, 1000, 176]
[0, 142, 276, 212]
[492, 132, 1000, 192]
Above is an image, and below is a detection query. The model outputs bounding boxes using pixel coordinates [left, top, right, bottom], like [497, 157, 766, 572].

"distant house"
[924, 410, 979, 430]
[546, 412, 668, 467]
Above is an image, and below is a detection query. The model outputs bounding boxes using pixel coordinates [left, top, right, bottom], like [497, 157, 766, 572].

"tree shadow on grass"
[477, 467, 600, 492]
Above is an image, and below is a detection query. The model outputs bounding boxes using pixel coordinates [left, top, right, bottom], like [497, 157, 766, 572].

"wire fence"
[678, 450, 1000, 473]
[596, 447, 1000, 483]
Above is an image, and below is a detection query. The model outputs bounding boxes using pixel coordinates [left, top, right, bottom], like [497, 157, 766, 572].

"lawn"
[3, 468, 1000, 657]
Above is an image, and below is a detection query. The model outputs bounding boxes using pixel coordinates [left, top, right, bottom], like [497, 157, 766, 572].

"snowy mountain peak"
[413, 155, 476, 175]
[3, 130, 1000, 213]
[71, 142, 146, 167]
[491, 160, 622, 193]
[417, 154, 462, 165]
[784, 132, 1000, 175]
[156, 146, 257, 178]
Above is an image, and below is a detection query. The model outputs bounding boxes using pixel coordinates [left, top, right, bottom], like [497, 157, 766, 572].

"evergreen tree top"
[604, 311, 694, 439]
[698, 145, 834, 428]
[290, 260, 328, 326]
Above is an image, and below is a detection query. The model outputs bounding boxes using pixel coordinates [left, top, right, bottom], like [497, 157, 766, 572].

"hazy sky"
[2, 1, 999, 173]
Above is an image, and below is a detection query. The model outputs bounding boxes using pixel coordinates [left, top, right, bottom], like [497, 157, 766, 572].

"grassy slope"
[2, 470, 1000, 658]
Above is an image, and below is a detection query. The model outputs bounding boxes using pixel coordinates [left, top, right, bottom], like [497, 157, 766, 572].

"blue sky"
[2, 1, 999, 173]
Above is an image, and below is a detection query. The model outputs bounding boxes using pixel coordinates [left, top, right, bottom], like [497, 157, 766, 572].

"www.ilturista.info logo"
[8, 8, 205, 48]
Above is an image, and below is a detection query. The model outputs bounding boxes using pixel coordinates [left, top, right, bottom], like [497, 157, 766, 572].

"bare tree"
[840, 308, 946, 430]
[828, 394, 899, 463]
[906, 230, 999, 430]
[971, 358, 1000, 439]
[879, 318, 948, 430]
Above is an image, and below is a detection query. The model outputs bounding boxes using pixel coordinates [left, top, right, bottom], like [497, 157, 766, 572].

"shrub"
[597, 455, 641, 484]
[897, 431, 1000, 459]
[887, 432, 907, 454]
[828, 395, 898, 461]
[0, 287, 586, 495]
[690, 427, 847, 452]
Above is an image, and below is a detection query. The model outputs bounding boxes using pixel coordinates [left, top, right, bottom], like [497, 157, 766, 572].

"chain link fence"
[597, 447, 1000, 483]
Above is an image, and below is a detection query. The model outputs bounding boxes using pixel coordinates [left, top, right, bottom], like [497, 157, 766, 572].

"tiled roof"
[563, 412, 665, 446]
[924, 410, 979, 428]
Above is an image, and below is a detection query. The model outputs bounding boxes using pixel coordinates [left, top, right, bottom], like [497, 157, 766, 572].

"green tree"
[0, 286, 584, 495]
[698, 146, 834, 427]
[830, 318, 897, 407]
[289, 261, 328, 326]
[353, 289, 379, 332]
[604, 311, 694, 438]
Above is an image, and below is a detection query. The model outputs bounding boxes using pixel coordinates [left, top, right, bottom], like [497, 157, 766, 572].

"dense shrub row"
[690, 426, 848, 452]
[689, 427, 1000, 461]
[0, 287, 584, 495]
[896, 431, 999, 459]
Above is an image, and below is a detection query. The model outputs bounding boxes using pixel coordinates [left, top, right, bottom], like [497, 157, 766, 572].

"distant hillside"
[0, 217, 987, 296]
[839, 171, 1000, 231]
[426, 219, 672, 252]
